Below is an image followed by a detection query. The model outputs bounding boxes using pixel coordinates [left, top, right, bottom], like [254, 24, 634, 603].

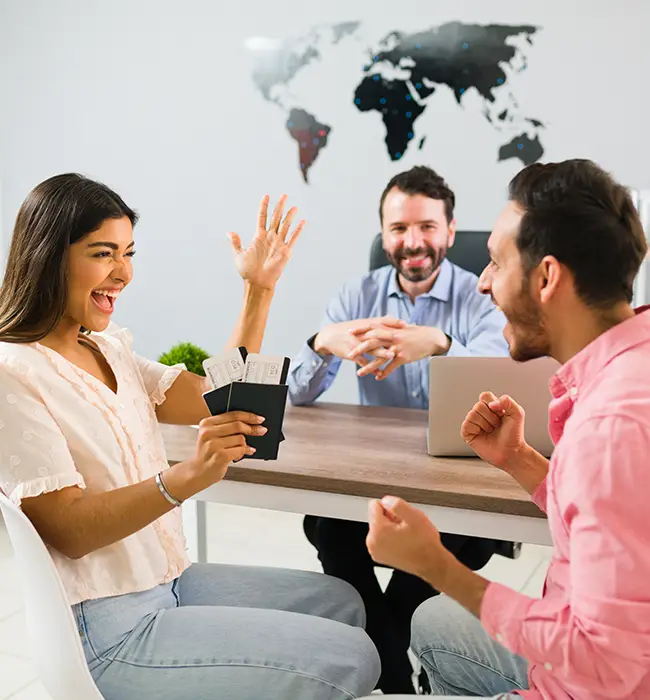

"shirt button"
[312, 361, 318, 368]
[544, 662, 553, 671]
[495, 633, 503, 642]
[569, 387, 578, 397]
[412, 390, 420, 398]
[119, 403, 125, 409]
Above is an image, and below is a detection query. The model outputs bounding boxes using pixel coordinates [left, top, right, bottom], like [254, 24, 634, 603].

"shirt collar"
[549, 306, 650, 399]
[387, 258, 453, 302]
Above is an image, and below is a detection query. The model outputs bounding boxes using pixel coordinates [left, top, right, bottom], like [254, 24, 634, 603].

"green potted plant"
[158, 342, 210, 376]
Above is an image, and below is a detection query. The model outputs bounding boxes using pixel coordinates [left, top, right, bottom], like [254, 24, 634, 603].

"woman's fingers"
[268, 194, 288, 233]
[278, 206, 297, 242]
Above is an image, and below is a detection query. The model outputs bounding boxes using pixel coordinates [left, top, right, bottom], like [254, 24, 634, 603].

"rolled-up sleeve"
[481, 417, 650, 698]
[531, 477, 548, 513]
[0, 368, 85, 505]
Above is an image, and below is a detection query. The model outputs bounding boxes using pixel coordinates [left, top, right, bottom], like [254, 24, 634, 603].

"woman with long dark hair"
[0, 173, 380, 699]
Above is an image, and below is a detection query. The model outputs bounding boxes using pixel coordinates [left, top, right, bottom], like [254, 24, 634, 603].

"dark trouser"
[303, 516, 497, 695]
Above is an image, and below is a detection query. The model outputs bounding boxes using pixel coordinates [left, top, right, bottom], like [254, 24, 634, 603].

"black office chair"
[370, 232, 522, 561]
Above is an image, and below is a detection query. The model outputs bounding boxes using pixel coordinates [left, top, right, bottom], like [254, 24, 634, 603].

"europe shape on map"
[249, 21, 545, 182]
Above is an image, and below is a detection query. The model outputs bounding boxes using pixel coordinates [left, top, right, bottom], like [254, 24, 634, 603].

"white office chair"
[0, 493, 105, 700]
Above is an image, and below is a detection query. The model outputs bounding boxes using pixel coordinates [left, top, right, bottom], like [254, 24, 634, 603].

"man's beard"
[386, 243, 448, 283]
[500, 282, 551, 362]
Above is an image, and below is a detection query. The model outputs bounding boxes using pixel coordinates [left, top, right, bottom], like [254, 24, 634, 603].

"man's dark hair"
[509, 159, 647, 308]
[379, 166, 455, 224]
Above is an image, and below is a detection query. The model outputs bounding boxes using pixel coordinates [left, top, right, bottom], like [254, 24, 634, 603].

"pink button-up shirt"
[482, 307, 650, 699]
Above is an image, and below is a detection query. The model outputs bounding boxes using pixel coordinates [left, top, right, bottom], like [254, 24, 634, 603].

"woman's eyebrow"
[86, 241, 135, 250]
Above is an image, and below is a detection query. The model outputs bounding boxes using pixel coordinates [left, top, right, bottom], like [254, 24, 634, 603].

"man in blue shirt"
[288, 166, 509, 694]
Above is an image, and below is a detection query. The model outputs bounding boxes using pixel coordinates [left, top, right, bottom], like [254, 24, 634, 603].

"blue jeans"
[411, 595, 529, 698]
[73, 563, 380, 700]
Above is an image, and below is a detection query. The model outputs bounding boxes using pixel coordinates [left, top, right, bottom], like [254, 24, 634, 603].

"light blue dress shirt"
[288, 260, 509, 410]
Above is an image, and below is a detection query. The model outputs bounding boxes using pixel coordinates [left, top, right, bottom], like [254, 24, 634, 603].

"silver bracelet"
[155, 471, 183, 508]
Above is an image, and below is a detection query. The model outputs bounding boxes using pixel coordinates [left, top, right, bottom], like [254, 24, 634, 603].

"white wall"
[1, 0, 649, 403]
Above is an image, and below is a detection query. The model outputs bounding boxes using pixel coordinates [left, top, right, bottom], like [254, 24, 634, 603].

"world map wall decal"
[248, 21, 545, 182]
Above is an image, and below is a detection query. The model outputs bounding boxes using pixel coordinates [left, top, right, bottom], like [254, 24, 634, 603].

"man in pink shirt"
[365, 159, 650, 699]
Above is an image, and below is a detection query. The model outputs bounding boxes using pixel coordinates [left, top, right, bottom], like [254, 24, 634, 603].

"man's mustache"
[395, 247, 434, 259]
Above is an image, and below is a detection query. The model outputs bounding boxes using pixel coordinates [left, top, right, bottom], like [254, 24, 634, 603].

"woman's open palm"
[228, 194, 305, 289]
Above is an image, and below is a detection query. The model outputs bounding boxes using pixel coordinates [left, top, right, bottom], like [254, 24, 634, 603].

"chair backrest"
[369, 231, 491, 276]
[0, 494, 104, 700]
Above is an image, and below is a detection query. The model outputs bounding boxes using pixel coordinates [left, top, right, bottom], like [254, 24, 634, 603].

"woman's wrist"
[159, 460, 209, 504]
[243, 280, 276, 298]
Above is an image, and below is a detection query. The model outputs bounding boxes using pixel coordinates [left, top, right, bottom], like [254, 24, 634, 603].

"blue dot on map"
[380, 97, 386, 104]
[354, 98, 361, 105]
[415, 43, 421, 49]
[459, 88, 465, 94]
[301, 142, 306, 148]
[415, 82, 422, 89]
[497, 77, 504, 84]
[406, 94, 411, 101]
[408, 132, 413, 139]
[463, 42, 469, 49]
[313, 138, 319, 145]
[406, 111, 412, 117]
[373, 74, 380, 81]
[396, 151, 402, 157]
[287, 121, 294, 128]
[517, 143, 523, 150]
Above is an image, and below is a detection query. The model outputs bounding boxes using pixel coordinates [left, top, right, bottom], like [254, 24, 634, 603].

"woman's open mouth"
[91, 289, 120, 314]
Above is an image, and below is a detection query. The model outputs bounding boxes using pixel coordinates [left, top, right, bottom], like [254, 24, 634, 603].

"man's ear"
[447, 219, 457, 248]
[538, 256, 562, 305]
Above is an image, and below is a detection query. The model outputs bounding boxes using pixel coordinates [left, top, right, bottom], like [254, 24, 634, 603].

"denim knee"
[319, 574, 367, 628]
[339, 626, 381, 695]
[411, 594, 469, 659]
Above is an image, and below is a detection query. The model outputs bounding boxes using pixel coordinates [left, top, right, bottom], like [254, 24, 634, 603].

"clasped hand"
[347, 318, 451, 379]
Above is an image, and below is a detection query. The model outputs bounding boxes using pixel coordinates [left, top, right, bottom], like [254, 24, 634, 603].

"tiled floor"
[0, 505, 551, 699]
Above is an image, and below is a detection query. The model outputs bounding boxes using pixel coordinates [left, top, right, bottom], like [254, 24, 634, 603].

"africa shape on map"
[249, 21, 545, 182]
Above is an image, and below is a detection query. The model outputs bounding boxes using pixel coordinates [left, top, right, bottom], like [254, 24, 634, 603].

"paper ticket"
[203, 348, 246, 389]
[242, 354, 286, 385]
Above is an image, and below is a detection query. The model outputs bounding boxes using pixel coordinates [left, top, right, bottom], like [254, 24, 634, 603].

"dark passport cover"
[202, 382, 288, 460]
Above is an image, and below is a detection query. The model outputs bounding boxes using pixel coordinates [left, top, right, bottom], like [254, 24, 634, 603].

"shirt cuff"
[445, 337, 471, 357]
[481, 582, 534, 656]
[10, 472, 87, 506]
[304, 335, 336, 371]
[531, 477, 548, 513]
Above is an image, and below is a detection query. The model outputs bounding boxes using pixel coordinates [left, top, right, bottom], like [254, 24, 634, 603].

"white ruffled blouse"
[0, 324, 190, 605]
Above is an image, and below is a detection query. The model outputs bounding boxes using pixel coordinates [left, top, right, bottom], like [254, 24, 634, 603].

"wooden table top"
[161, 402, 545, 519]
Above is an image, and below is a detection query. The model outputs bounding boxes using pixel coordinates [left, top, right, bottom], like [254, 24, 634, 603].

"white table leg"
[182, 499, 208, 563]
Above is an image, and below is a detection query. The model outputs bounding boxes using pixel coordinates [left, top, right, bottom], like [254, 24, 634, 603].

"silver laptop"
[427, 356, 559, 457]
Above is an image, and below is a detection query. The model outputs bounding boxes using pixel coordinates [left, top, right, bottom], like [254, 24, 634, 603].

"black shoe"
[418, 667, 432, 694]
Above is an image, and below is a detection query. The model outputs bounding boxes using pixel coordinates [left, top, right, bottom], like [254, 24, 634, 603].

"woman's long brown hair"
[0, 173, 137, 343]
